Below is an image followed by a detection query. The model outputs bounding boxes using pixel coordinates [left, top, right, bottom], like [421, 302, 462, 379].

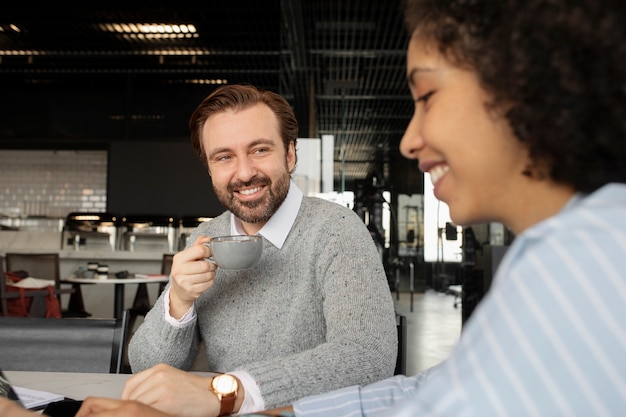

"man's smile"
[237, 186, 264, 196]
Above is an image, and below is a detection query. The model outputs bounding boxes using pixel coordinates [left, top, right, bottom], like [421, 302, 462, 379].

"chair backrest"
[0, 256, 8, 316]
[5, 253, 67, 307]
[1, 255, 53, 317]
[395, 314, 407, 375]
[0, 310, 129, 373]
[159, 253, 174, 294]
[4, 253, 61, 288]
[161, 253, 174, 275]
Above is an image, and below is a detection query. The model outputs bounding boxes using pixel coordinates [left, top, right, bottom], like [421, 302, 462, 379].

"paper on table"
[14, 385, 64, 409]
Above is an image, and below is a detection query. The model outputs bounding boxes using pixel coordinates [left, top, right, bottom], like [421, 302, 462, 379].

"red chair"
[4, 253, 86, 318]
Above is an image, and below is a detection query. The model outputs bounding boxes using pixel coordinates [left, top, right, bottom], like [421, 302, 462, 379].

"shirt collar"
[230, 180, 303, 249]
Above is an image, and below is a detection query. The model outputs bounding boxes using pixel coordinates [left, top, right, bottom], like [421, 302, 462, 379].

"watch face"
[212, 374, 238, 394]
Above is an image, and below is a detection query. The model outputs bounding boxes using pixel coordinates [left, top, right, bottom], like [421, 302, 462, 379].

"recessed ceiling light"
[98, 23, 197, 40]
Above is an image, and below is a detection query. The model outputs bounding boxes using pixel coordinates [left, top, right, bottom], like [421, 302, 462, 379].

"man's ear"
[287, 141, 297, 173]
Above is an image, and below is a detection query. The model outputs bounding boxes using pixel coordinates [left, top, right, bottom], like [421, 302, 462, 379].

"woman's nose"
[399, 111, 424, 160]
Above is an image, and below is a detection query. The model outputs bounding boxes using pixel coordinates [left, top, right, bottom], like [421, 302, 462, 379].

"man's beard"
[214, 171, 291, 224]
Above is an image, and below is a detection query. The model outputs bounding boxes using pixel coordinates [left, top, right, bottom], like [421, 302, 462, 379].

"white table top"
[5, 371, 215, 401]
[5, 371, 131, 400]
[63, 274, 169, 285]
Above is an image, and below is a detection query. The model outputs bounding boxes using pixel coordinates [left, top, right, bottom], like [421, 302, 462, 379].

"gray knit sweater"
[128, 196, 397, 408]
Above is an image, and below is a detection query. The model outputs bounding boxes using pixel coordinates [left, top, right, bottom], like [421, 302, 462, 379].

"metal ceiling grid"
[289, 0, 411, 189]
[0, 0, 415, 193]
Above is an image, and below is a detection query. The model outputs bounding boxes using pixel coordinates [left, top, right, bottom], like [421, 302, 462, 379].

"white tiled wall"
[0, 150, 107, 219]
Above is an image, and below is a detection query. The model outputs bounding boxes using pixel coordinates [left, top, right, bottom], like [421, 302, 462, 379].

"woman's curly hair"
[404, 0, 626, 192]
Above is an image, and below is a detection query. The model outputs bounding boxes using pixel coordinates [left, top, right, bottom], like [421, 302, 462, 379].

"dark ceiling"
[0, 0, 421, 194]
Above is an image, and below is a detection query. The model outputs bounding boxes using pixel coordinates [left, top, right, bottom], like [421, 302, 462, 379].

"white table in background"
[62, 274, 169, 319]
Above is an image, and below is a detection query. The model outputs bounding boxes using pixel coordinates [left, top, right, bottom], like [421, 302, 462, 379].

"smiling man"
[126, 84, 397, 417]
[203, 102, 294, 234]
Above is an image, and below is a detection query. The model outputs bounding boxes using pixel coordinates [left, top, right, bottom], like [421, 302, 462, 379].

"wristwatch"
[210, 374, 239, 416]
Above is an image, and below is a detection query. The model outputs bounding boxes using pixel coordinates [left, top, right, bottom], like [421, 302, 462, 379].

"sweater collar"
[230, 180, 303, 249]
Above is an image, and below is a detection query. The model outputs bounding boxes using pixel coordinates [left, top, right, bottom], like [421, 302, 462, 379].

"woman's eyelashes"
[416, 91, 434, 105]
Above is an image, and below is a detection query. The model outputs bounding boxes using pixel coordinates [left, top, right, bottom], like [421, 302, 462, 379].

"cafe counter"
[0, 230, 167, 274]
[57, 249, 165, 277]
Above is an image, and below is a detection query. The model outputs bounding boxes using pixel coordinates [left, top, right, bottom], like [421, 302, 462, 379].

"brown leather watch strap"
[210, 374, 238, 416]
[218, 392, 236, 416]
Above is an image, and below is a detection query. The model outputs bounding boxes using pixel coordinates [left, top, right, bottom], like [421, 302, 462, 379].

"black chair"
[160, 253, 173, 293]
[395, 314, 407, 375]
[0, 255, 8, 316]
[0, 310, 129, 373]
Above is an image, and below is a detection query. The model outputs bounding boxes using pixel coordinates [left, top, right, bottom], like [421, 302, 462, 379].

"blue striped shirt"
[293, 183, 626, 417]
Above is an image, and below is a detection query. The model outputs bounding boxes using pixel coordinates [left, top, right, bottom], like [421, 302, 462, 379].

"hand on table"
[122, 363, 221, 417]
[75, 397, 173, 417]
[168, 236, 216, 318]
[0, 393, 173, 417]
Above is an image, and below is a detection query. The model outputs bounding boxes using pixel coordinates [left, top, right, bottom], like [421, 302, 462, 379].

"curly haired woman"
[289, 0, 626, 415]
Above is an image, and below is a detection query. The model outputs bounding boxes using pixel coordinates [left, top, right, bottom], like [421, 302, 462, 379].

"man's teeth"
[239, 187, 262, 195]
[429, 165, 449, 185]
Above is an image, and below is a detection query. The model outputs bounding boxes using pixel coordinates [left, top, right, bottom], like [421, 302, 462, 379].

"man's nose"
[234, 157, 258, 182]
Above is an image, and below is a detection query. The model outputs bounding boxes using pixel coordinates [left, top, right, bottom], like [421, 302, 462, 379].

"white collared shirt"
[230, 180, 303, 249]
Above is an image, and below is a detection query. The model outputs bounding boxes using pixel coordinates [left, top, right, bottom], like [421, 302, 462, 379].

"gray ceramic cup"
[203, 235, 263, 270]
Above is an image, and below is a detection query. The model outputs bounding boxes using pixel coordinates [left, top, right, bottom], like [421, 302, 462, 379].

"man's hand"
[122, 364, 220, 417]
[76, 397, 173, 417]
[169, 236, 217, 318]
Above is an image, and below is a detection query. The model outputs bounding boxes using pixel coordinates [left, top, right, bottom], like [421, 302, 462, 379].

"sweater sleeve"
[127, 293, 202, 372]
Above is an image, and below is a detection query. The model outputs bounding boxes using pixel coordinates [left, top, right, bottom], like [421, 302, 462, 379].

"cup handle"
[202, 242, 217, 264]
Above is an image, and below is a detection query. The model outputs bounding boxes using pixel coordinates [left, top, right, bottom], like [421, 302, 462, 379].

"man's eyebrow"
[207, 138, 276, 159]
[208, 147, 230, 159]
[249, 138, 276, 147]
